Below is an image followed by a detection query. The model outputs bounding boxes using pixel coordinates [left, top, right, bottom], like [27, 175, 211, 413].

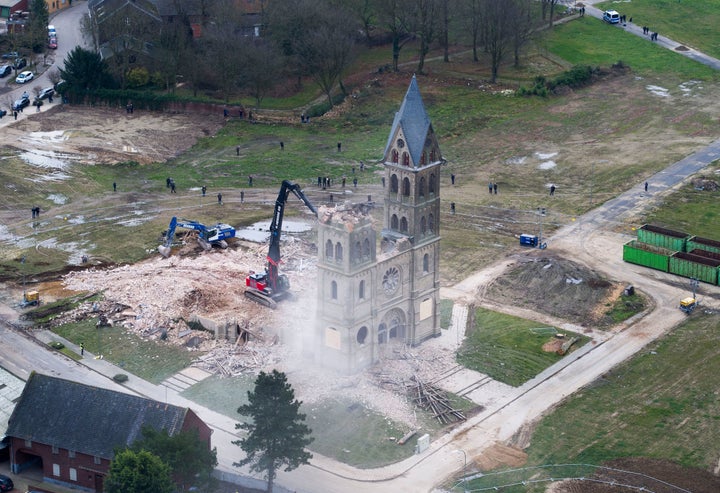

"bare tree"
[295, 4, 358, 106]
[460, 0, 482, 62]
[266, 0, 317, 88]
[439, 0, 450, 62]
[374, 0, 413, 72]
[346, 0, 377, 46]
[90, 5, 162, 89]
[479, 0, 513, 83]
[542, 0, 560, 27]
[201, 17, 246, 102]
[155, 9, 193, 92]
[509, 0, 536, 68]
[406, 0, 439, 74]
[238, 40, 282, 108]
[268, 0, 358, 106]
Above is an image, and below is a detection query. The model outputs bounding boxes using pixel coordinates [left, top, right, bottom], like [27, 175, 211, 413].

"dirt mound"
[474, 442, 527, 471]
[485, 255, 617, 327]
[552, 457, 720, 493]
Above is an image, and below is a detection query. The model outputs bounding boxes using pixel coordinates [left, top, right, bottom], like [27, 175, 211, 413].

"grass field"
[595, 0, 720, 60]
[457, 308, 589, 387]
[51, 319, 197, 383]
[506, 312, 720, 481]
[181, 374, 476, 467]
[641, 161, 720, 232]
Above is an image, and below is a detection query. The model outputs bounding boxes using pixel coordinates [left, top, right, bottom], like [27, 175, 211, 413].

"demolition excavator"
[158, 217, 235, 257]
[245, 180, 317, 308]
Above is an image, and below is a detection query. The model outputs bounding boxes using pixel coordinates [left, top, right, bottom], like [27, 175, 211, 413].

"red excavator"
[245, 180, 317, 308]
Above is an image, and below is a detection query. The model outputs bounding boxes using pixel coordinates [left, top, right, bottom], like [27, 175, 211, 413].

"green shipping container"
[637, 224, 690, 252]
[669, 252, 720, 285]
[689, 248, 720, 262]
[623, 240, 671, 272]
[687, 236, 720, 255]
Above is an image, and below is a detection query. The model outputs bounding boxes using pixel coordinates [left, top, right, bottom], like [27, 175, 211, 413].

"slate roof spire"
[384, 75, 434, 168]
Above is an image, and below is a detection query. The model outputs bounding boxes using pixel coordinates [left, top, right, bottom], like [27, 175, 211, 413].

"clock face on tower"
[382, 266, 400, 295]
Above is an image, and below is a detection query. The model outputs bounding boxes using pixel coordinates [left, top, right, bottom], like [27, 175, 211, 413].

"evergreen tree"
[132, 426, 217, 492]
[105, 449, 174, 493]
[59, 47, 113, 101]
[233, 370, 313, 493]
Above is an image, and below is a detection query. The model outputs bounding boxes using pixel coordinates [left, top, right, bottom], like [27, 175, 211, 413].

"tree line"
[56, 0, 558, 107]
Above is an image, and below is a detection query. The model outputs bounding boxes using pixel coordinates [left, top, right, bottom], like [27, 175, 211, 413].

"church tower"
[380, 75, 442, 345]
[313, 77, 442, 374]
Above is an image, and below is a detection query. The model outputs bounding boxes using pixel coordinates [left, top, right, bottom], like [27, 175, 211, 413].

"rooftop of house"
[6, 373, 191, 459]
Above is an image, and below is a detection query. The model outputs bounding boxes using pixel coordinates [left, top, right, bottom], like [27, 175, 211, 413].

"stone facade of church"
[314, 77, 443, 374]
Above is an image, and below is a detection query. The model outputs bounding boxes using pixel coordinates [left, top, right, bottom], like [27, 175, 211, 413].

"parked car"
[16, 70, 34, 84]
[48, 38, 57, 49]
[14, 58, 27, 70]
[38, 87, 55, 100]
[0, 473, 14, 492]
[48, 24, 56, 35]
[0, 109, 7, 118]
[1, 51, 19, 59]
[0, 64, 11, 77]
[13, 93, 30, 110]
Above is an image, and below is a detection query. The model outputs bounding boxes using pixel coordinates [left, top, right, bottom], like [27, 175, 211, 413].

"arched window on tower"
[429, 173, 436, 194]
[335, 242, 343, 261]
[419, 177, 425, 197]
[421, 216, 427, 234]
[420, 151, 426, 165]
[392, 149, 399, 163]
[359, 280, 365, 299]
[400, 217, 408, 233]
[430, 148, 436, 162]
[402, 152, 410, 166]
[429, 213, 435, 232]
[363, 238, 370, 258]
[331, 281, 338, 299]
[423, 253, 429, 273]
[325, 239, 333, 259]
[403, 177, 411, 197]
[355, 241, 361, 260]
[391, 214, 399, 230]
[390, 174, 399, 193]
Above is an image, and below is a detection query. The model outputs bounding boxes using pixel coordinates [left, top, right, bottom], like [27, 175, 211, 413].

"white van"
[603, 10, 620, 24]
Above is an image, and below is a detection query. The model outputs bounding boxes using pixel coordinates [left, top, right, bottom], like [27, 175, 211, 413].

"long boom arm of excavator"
[266, 180, 318, 292]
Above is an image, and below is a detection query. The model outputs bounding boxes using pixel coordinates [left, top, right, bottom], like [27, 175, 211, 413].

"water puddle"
[236, 219, 313, 242]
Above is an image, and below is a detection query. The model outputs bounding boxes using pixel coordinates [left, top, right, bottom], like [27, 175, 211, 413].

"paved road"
[0, 1, 88, 127]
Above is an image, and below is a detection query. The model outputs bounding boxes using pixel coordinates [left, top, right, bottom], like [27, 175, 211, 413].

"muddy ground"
[2, 105, 224, 165]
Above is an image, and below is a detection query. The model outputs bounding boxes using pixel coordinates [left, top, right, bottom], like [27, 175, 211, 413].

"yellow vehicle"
[22, 290, 40, 307]
[679, 297, 698, 314]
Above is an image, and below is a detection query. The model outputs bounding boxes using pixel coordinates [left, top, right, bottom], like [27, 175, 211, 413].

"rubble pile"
[60, 240, 461, 428]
